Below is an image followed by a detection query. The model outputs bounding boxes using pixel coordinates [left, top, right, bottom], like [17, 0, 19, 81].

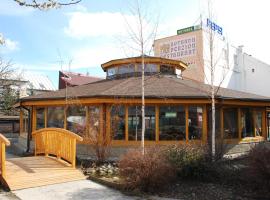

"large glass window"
[66, 106, 86, 136]
[87, 106, 100, 139]
[241, 108, 254, 138]
[159, 106, 185, 140]
[254, 110, 262, 136]
[47, 107, 64, 128]
[36, 108, 45, 130]
[188, 106, 203, 140]
[111, 105, 125, 140]
[128, 106, 155, 141]
[223, 108, 238, 139]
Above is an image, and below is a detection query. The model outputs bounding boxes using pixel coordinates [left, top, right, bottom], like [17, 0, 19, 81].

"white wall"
[205, 43, 270, 97]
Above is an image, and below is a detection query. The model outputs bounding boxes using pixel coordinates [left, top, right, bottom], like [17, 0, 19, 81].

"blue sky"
[1, 0, 270, 88]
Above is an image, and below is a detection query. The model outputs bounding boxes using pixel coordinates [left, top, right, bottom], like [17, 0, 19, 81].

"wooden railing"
[0, 134, 10, 179]
[32, 128, 83, 168]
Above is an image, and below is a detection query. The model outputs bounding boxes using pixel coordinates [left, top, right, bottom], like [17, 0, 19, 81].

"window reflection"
[118, 64, 135, 74]
[107, 67, 117, 77]
[160, 65, 175, 74]
[111, 105, 125, 140]
[241, 108, 254, 138]
[47, 107, 64, 128]
[188, 106, 203, 140]
[66, 106, 86, 136]
[36, 107, 45, 130]
[159, 106, 185, 140]
[137, 64, 158, 73]
[223, 108, 238, 139]
[128, 106, 155, 141]
[254, 110, 262, 136]
[87, 106, 100, 139]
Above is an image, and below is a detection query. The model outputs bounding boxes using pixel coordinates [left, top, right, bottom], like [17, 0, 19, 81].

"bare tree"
[122, 0, 159, 154]
[13, 0, 81, 10]
[203, 0, 230, 160]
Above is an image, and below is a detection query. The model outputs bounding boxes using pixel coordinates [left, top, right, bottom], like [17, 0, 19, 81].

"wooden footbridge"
[0, 128, 85, 190]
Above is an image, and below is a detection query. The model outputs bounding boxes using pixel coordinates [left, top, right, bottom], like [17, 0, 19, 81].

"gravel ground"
[156, 181, 270, 200]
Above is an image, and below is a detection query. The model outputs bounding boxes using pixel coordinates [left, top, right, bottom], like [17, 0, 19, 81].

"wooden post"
[220, 107, 224, 139]
[85, 106, 90, 138]
[125, 105, 128, 141]
[72, 138, 76, 168]
[32, 107, 37, 132]
[64, 106, 67, 129]
[155, 105, 159, 142]
[20, 108, 23, 135]
[44, 107, 48, 128]
[185, 106, 189, 143]
[202, 105, 207, 143]
[1, 143, 6, 178]
[238, 108, 242, 140]
[262, 110, 266, 139]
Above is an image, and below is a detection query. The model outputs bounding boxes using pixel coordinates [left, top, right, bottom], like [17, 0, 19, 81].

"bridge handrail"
[32, 128, 83, 168]
[0, 134, 10, 179]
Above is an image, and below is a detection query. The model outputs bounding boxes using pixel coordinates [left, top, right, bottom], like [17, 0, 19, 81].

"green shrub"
[248, 144, 270, 188]
[165, 144, 213, 180]
[118, 147, 176, 192]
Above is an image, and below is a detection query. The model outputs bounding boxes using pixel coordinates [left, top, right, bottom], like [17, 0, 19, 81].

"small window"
[160, 65, 175, 74]
[107, 67, 117, 76]
[137, 64, 158, 73]
[118, 64, 135, 74]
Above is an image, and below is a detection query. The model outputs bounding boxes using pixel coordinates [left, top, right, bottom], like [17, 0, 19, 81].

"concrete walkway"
[12, 180, 175, 200]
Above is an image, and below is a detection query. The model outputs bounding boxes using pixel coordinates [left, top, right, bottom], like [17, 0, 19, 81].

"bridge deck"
[4, 156, 85, 191]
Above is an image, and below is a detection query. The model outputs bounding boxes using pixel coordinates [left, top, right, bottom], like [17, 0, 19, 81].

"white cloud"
[64, 11, 137, 39]
[0, 38, 20, 53]
[5, 39, 19, 51]
[70, 44, 126, 69]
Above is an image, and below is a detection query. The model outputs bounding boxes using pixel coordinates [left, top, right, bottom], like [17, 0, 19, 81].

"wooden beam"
[21, 98, 211, 106]
[155, 105, 159, 142]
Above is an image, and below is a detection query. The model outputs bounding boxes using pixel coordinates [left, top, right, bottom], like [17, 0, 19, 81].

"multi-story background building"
[154, 18, 270, 98]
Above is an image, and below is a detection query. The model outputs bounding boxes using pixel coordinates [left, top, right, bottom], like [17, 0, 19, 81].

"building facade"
[154, 19, 270, 97]
[18, 56, 270, 157]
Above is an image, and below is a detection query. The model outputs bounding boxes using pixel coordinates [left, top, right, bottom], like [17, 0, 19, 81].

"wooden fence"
[0, 134, 10, 179]
[32, 128, 83, 168]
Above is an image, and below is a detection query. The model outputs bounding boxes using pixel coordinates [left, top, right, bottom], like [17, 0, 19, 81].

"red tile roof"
[59, 71, 102, 89]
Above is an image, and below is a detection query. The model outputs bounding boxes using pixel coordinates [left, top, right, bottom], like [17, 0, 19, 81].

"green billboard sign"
[177, 26, 194, 35]
[177, 25, 201, 35]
